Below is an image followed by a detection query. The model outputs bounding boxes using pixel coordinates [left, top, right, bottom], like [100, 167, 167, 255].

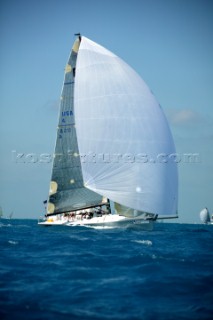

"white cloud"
[164, 108, 213, 142]
[44, 99, 60, 112]
[165, 108, 203, 126]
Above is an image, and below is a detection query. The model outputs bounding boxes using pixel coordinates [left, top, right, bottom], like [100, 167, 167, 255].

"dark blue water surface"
[0, 220, 212, 320]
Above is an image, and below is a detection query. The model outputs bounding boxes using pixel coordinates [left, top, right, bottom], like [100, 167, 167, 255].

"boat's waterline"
[38, 214, 154, 230]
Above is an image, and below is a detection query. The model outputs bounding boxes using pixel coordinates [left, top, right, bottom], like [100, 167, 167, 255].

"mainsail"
[47, 37, 105, 215]
[74, 36, 178, 218]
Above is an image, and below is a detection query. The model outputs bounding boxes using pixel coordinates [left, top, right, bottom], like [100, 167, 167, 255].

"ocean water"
[0, 220, 212, 320]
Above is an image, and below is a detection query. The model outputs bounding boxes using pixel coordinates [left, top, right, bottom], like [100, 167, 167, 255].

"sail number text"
[61, 111, 73, 116]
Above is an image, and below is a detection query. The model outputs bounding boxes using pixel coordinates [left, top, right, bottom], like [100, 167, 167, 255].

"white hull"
[38, 214, 154, 230]
[205, 221, 213, 225]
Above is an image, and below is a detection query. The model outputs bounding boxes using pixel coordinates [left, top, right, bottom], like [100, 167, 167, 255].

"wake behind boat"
[38, 34, 178, 228]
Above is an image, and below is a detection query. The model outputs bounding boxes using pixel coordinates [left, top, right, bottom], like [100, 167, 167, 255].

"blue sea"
[0, 220, 212, 320]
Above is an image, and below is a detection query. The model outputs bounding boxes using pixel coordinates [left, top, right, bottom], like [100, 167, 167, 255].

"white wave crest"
[0, 223, 12, 228]
[8, 240, 18, 245]
[131, 240, 152, 246]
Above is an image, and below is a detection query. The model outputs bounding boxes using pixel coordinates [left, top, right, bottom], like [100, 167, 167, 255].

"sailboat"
[38, 34, 178, 228]
[8, 212, 13, 219]
[0, 207, 13, 220]
[200, 208, 213, 225]
[0, 207, 3, 219]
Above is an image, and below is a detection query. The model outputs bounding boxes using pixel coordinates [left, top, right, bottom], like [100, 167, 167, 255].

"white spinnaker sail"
[200, 208, 210, 224]
[74, 36, 178, 217]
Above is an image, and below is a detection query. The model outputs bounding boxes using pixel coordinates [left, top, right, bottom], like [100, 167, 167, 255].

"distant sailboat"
[0, 207, 13, 220]
[0, 207, 3, 219]
[8, 212, 13, 219]
[38, 34, 178, 227]
[200, 207, 213, 225]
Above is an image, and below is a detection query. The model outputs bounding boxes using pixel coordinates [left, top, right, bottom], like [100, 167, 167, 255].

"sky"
[0, 0, 212, 222]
